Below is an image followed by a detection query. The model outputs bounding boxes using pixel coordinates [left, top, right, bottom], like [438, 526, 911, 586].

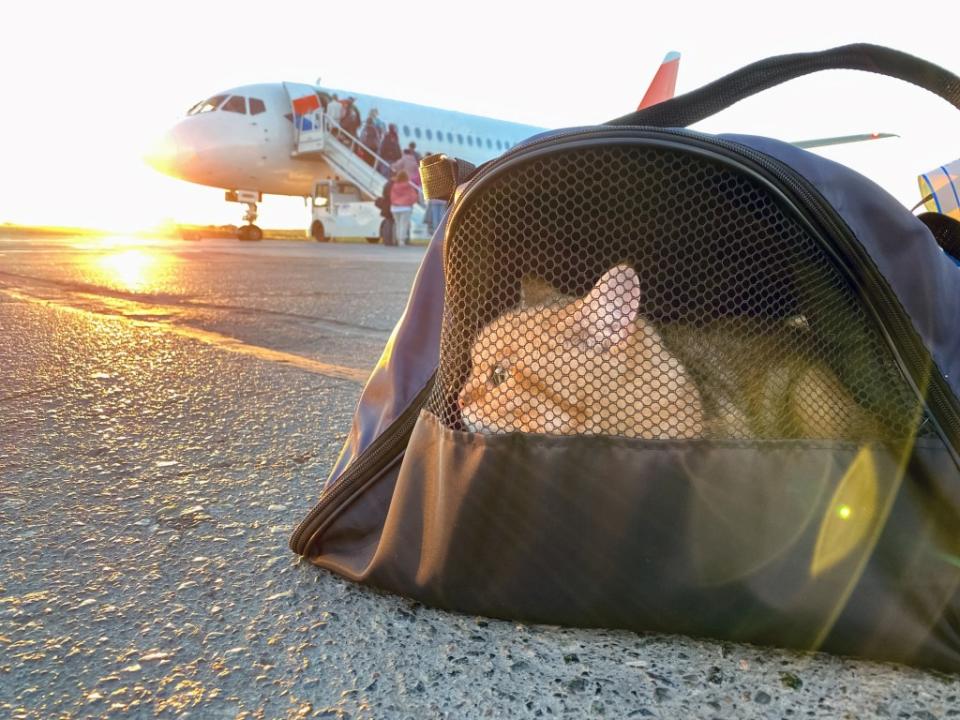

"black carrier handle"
[607, 43, 960, 128]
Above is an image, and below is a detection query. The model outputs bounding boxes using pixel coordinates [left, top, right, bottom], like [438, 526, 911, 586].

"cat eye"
[489, 365, 509, 387]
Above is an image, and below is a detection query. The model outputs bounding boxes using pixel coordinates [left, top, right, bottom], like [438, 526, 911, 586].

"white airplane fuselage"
[148, 82, 545, 198]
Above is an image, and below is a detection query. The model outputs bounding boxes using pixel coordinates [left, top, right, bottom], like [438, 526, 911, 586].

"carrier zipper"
[448, 127, 960, 463]
[288, 376, 435, 555]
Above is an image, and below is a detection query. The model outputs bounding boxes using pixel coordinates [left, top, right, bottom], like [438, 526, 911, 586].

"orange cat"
[458, 264, 876, 440]
[458, 265, 705, 438]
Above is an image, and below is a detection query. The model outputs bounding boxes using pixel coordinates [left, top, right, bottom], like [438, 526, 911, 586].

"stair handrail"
[317, 113, 426, 209]
[320, 114, 393, 177]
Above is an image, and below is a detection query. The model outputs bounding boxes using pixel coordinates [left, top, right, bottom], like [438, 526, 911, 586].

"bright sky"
[1, 0, 957, 231]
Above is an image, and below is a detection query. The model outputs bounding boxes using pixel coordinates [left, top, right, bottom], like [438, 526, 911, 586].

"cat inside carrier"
[292, 45, 960, 672]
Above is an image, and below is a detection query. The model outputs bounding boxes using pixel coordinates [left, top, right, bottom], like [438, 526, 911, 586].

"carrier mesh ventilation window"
[427, 145, 929, 442]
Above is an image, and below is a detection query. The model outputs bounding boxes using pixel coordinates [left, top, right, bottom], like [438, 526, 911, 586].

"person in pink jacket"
[389, 171, 419, 246]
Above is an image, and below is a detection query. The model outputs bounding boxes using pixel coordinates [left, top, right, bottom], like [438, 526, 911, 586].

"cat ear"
[576, 264, 642, 348]
[520, 274, 561, 308]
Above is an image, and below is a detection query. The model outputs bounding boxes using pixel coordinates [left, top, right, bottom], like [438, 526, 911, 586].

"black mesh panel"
[427, 146, 926, 441]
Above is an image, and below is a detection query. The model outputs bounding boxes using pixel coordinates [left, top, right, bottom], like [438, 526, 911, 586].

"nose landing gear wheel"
[238, 224, 263, 241]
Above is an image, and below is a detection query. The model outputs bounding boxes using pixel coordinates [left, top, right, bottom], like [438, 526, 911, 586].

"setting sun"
[83, 239, 178, 293]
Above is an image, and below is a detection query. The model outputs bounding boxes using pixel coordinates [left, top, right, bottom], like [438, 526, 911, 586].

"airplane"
[146, 53, 895, 242]
[145, 71, 551, 240]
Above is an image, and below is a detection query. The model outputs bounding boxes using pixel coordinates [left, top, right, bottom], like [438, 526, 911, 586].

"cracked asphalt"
[1, 235, 958, 719]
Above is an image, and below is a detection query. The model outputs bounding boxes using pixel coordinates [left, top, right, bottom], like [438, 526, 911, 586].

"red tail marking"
[637, 52, 680, 111]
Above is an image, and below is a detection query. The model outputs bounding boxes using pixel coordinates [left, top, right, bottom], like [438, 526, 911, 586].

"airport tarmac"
[1, 235, 958, 719]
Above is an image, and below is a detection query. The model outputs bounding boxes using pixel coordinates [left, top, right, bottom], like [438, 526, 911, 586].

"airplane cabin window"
[221, 95, 247, 114]
[457, 134, 464, 144]
[414, 127, 422, 139]
[446, 131, 453, 143]
[249, 98, 266, 115]
[425, 129, 433, 140]
[188, 95, 227, 115]
[486, 138, 492, 149]
[402, 125, 410, 136]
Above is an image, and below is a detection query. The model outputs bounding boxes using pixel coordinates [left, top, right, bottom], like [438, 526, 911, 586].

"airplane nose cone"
[143, 123, 196, 178]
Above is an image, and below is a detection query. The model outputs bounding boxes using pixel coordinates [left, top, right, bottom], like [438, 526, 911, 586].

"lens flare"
[811, 447, 878, 578]
[80, 237, 179, 293]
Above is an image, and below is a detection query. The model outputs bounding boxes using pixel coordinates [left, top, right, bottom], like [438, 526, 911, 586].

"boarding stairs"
[283, 84, 426, 237]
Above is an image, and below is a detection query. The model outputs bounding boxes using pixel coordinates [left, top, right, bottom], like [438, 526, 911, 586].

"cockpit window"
[187, 95, 227, 116]
[249, 98, 266, 115]
[221, 95, 247, 114]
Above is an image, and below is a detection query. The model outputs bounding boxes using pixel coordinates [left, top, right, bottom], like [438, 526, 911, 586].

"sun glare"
[86, 241, 178, 293]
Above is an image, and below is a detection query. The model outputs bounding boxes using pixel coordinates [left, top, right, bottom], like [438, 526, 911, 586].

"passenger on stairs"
[377, 124, 402, 176]
[370, 108, 385, 135]
[326, 93, 342, 135]
[392, 148, 421, 188]
[340, 97, 362, 147]
[359, 116, 382, 167]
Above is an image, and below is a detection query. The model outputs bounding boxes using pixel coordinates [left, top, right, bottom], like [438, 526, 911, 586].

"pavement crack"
[0, 383, 66, 402]
[1, 287, 370, 384]
[0, 270, 390, 336]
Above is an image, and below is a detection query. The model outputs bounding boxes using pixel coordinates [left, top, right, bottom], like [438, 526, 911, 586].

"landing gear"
[238, 224, 263, 241]
[310, 220, 328, 242]
[237, 201, 262, 241]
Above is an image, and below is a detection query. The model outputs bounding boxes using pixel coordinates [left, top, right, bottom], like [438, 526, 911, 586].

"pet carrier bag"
[291, 44, 960, 671]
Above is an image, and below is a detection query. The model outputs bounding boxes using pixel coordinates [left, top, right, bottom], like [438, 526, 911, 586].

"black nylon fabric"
[918, 212, 960, 261]
[310, 412, 960, 671]
[297, 136, 960, 671]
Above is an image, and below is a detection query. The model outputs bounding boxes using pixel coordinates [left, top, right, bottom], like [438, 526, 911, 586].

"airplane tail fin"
[637, 51, 681, 110]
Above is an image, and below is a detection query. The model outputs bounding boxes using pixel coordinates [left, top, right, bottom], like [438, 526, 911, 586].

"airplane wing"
[637, 52, 681, 110]
[791, 132, 898, 149]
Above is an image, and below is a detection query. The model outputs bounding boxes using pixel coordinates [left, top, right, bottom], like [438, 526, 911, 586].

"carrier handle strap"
[607, 44, 960, 128]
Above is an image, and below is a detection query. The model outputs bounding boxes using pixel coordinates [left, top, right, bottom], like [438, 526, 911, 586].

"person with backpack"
[377, 124, 402, 176]
[389, 170, 418, 246]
